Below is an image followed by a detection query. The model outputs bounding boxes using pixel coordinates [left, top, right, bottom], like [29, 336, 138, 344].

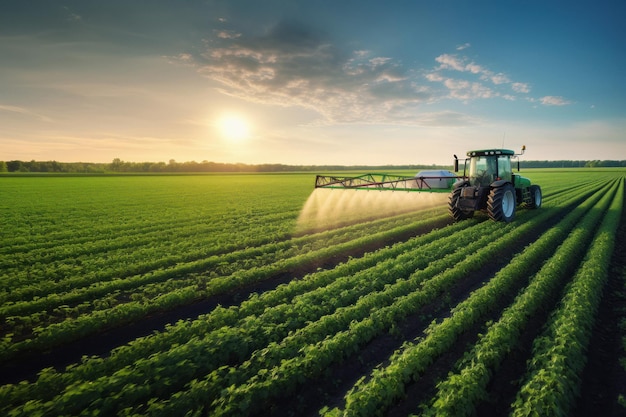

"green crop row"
[171, 179, 608, 417]
[1, 171, 604, 412]
[153, 222, 511, 417]
[422, 178, 622, 416]
[0, 176, 576, 412]
[0, 208, 439, 318]
[0, 176, 307, 266]
[511, 177, 624, 417]
[0, 195, 442, 306]
[0, 212, 465, 410]
[326, 179, 616, 417]
[0, 200, 434, 297]
[0, 209, 450, 362]
[1, 171, 624, 416]
[2, 213, 493, 415]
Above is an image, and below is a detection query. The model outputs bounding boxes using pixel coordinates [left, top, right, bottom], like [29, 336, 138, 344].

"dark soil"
[0, 216, 450, 385]
[250, 197, 626, 417]
[574, 186, 626, 417]
[473, 187, 626, 417]
[253, 210, 562, 417]
[3, 194, 626, 417]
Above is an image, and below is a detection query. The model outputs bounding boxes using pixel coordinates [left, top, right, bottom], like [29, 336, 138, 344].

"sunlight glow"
[217, 113, 250, 141]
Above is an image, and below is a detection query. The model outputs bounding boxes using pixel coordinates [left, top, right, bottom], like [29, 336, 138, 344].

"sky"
[1, 0, 625, 166]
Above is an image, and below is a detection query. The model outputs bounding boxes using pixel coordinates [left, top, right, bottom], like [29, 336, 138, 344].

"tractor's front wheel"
[488, 184, 516, 222]
[448, 186, 474, 221]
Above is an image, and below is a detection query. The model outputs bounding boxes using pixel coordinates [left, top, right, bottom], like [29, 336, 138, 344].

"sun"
[217, 113, 250, 141]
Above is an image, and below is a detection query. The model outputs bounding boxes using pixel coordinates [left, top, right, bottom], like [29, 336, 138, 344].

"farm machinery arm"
[314, 173, 460, 192]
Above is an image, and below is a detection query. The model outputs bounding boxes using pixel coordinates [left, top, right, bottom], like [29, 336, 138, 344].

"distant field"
[1, 169, 625, 416]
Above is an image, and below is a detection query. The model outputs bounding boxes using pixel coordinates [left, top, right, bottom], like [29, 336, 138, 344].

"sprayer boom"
[315, 172, 458, 192]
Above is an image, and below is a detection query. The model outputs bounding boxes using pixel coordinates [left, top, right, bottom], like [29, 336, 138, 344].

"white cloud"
[435, 54, 468, 72]
[190, 22, 571, 125]
[512, 82, 530, 93]
[443, 79, 495, 101]
[489, 73, 510, 85]
[216, 30, 241, 39]
[436, 54, 513, 87]
[369, 57, 392, 67]
[425, 72, 444, 82]
[167, 53, 193, 65]
[540, 96, 573, 106]
[427, 52, 556, 104]
[193, 20, 434, 124]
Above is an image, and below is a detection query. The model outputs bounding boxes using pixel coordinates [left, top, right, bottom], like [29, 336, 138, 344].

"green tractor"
[313, 145, 541, 223]
[449, 146, 542, 222]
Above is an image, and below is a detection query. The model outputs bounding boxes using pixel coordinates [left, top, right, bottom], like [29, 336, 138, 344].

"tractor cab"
[467, 150, 514, 187]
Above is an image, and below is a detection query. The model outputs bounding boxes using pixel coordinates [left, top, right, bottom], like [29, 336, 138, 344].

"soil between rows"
[244, 188, 626, 416]
[256, 209, 562, 417]
[2, 199, 625, 417]
[574, 187, 626, 417]
[0, 216, 451, 385]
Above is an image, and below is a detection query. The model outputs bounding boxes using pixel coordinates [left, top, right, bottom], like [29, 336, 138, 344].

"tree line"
[1, 158, 625, 173]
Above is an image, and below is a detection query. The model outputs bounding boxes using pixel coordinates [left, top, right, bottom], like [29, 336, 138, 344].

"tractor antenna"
[502, 131, 506, 148]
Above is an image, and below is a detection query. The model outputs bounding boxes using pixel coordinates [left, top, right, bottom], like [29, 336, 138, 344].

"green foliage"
[423, 178, 621, 417]
[332, 178, 617, 417]
[511, 177, 624, 417]
[2, 159, 454, 173]
[4, 158, 626, 173]
[0, 170, 624, 416]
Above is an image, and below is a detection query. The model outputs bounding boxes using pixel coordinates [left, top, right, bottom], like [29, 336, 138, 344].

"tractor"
[448, 146, 542, 222]
[314, 145, 542, 223]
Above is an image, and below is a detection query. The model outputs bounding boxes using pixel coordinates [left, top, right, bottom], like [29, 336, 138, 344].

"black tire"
[527, 185, 542, 209]
[448, 186, 474, 221]
[487, 184, 516, 222]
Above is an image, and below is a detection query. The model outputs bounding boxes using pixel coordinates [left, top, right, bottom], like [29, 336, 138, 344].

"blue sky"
[1, 0, 624, 165]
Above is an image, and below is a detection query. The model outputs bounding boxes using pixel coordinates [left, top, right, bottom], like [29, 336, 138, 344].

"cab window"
[470, 156, 496, 186]
[497, 156, 512, 181]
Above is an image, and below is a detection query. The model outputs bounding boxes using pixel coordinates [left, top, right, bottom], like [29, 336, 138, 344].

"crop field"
[1, 169, 625, 416]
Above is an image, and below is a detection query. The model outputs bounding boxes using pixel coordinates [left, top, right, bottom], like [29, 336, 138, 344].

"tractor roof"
[466, 149, 515, 157]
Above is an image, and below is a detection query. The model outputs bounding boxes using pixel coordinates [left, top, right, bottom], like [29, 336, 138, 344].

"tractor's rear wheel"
[488, 184, 516, 222]
[527, 185, 542, 209]
[448, 186, 474, 221]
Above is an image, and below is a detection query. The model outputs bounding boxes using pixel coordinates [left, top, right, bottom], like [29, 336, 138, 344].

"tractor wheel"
[527, 185, 542, 209]
[487, 184, 516, 222]
[448, 186, 474, 221]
